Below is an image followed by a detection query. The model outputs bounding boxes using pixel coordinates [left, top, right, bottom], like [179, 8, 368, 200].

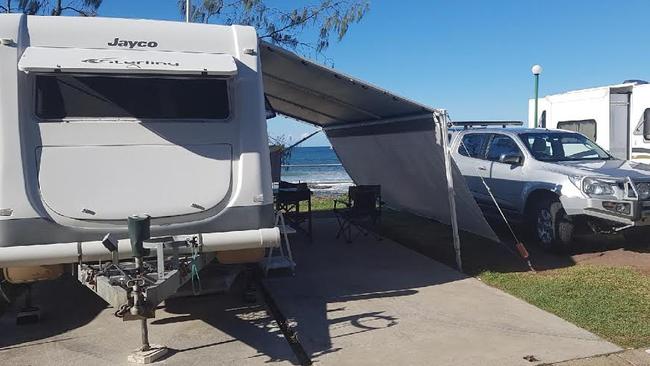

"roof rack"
[449, 121, 524, 129]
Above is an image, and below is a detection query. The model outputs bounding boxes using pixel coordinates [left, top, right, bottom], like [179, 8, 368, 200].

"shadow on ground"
[150, 274, 298, 364]
[0, 275, 106, 349]
[264, 215, 469, 361]
[374, 208, 650, 276]
[0, 270, 299, 365]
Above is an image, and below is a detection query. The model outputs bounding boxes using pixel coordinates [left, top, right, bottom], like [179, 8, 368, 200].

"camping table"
[274, 187, 313, 240]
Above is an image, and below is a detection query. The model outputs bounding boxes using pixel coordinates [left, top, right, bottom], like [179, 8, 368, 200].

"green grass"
[310, 195, 346, 211]
[480, 266, 650, 348]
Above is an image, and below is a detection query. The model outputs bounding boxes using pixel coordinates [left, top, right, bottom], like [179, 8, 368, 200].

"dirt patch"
[481, 219, 650, 275]
[572, 248, 650, 274]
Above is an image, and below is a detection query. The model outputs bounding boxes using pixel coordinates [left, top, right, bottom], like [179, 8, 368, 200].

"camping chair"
[275, 181, 313, 239]
[334, 185, 383, 243]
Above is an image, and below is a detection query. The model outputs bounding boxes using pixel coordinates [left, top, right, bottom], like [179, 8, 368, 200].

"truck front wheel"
[532, 197, 574, 252]
[622, 227, 650, 247]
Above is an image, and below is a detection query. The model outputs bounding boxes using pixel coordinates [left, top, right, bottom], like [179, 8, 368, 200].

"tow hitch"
[77, 214, 212, 364]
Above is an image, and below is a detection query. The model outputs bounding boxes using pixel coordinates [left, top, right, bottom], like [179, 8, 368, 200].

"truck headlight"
[635, 182, 650, 200]
[582, 177, 615, 196]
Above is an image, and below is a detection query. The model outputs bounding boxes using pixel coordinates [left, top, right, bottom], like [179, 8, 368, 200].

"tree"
[1, 0, 102, 16]
[178, 0, 369, 57]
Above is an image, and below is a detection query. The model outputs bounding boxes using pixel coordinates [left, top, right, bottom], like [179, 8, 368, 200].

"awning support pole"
[435, 110, 463, 272]
[284, 129, 322, 151]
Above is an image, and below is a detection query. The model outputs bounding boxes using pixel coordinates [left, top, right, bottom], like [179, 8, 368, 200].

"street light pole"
[531, 64, 543, 128]
[185, 0, 190, 22]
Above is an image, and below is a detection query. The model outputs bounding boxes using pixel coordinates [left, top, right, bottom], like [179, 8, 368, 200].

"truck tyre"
[0, 273, 9, 318]
[532, 197, 574, 252]
[622, 227, 650, 247]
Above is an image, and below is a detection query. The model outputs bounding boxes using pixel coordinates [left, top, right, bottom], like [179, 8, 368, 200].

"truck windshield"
[519, 132, 611, 162]
[35, 74, 229, 120]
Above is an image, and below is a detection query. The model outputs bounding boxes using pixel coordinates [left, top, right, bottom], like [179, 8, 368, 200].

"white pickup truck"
[450, 126, 650, 251]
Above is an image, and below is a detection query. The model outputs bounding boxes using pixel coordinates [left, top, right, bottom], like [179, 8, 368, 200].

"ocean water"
[281, 146, 352, 195]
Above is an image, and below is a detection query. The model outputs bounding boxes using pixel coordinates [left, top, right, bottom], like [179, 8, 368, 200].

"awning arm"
[323, 112, 436, 131]
[285, 129, 323, 151]
[266, 93, 345, 123]
[264, 94, 277, 119]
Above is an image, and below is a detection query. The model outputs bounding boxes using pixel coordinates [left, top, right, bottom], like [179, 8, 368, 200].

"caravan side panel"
[531, 87, 611, 149]
[630, 85, 650, 162]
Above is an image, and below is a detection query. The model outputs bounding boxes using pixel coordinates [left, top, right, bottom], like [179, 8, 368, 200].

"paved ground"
[0, 217, 627, 366]
[549, 349, 650, 366]
[0, 274, 297, 365]
[264, 218, 622, 366]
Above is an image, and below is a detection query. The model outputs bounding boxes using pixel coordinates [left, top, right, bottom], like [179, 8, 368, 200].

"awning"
[260, 42, 434, 128]
[18, 47, 238, 76]
[260, 42, 500, 247]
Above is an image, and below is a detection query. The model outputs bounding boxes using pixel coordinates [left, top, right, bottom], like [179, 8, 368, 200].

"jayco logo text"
[81, 58, 180, 68]
[107, 37, 158, 48]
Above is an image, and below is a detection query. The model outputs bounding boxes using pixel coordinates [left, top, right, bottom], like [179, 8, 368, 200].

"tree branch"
[259, 2, 343, 39]
[60, 5, 91, 15]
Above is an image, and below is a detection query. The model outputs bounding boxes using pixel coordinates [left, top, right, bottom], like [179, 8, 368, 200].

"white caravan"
[529, 80, 650, 163]
[0, 15, 278, 280]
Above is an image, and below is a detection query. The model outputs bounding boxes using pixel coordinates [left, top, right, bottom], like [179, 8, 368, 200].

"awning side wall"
[326, 119, 499, 242]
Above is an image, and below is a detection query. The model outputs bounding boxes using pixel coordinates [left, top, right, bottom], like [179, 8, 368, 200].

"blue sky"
[99, 0, 650, 146]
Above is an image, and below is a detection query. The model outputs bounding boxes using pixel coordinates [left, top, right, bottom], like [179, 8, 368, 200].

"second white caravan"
[529, 80, 650, 163]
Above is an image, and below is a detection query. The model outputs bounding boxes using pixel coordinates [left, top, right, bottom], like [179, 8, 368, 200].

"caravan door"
[609, 93, 631, 160]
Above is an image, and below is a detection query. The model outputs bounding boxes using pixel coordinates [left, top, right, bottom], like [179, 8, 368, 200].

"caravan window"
[643, 108, 650, 140]
[556, 119, 597, 140]
[35, 75, 230, 120]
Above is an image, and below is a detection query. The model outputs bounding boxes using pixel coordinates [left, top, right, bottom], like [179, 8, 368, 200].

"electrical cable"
[190, 243, 202, 295]
[456, 134, 536, 272]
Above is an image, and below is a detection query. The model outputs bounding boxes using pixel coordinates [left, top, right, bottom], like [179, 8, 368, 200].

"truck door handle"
[478, 166, 487, 171]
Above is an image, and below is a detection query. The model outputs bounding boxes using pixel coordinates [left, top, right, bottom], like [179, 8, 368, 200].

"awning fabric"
[260, 42, 499, 242]
[260, 42, 433, 127]
[18, 47, 237, 76]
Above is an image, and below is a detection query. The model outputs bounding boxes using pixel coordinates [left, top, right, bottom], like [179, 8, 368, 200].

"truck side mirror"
[499, 153, 523, 165]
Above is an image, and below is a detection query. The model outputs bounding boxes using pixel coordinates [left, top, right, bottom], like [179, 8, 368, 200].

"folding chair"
[275, 181, 313, 239]
[334, 185, 383, 243]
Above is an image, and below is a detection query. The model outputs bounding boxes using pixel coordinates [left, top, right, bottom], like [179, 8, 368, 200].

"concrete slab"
[0, 273, 297, 365]
[264, 217, 622, 366]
